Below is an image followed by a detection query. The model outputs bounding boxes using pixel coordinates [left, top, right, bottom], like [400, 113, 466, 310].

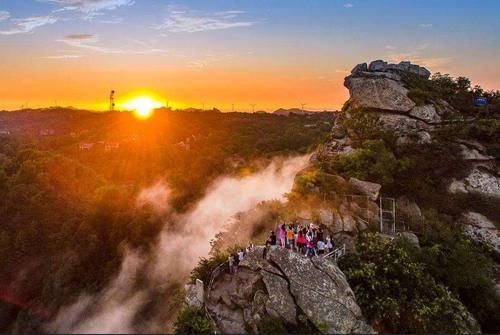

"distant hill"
[273, 108, 315, 116]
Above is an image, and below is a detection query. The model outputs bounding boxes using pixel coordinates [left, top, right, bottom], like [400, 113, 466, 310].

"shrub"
[256, 317, 288, 334]
[339, 233, 480, 334]
[174, 306, 214, 334]
[334, 139, 409, 186]
[418, 211, 500, 332]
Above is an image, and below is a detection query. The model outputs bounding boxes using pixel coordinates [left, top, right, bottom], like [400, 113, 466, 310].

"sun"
[124, 96, 162, 120]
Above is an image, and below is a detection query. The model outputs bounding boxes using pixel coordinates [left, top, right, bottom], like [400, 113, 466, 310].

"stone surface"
[460, 144, 494, 161]
[397, 232, 420, 247]
[460, 212, 500, 257]
[206, 247, 372, 334]
[349, 177, 382, 201]
[464, 169, 500, 197]
[396, 196, 422, 219]
[351, 62, 368, 74]
[331, 124, 347, 139]
[184, 279, 205, 308]
[345, 76, 416, 112]
[409, 105, 441, 123]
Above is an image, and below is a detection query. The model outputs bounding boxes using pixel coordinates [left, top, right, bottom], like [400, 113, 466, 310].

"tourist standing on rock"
[317, 239, 326, 255]
[233, 251, 240, 272]
[238, 249, 245, 262]
[266, 231, 277, 249]
[297, 230, 307, 254]
[279, 224, 287, 248]
[305, 231, 318, 257]
[326, 235, 334, 253]
[246, 242, 254, 253]
[287, 225, 295, 250]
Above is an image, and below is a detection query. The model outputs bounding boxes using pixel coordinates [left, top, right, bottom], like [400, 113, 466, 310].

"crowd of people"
[266, 223, 335, 257]
[227, 223, 336, 274]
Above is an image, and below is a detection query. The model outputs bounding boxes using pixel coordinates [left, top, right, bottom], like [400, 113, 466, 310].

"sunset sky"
[0, 0, 499, 112]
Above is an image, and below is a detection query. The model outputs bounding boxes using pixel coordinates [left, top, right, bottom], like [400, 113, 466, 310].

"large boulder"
[345, 76, 416, 112]
[409, 105, 441, 123]
[464, 168, 500, 197]
[184, 279, 205, 308]
[206, 247, 373, 334]
[459, 212, 500, 257]
[349, 178, 381, 201]
[396, 196, 422, 220]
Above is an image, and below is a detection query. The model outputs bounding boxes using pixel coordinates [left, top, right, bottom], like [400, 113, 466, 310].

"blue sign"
[474, 97, 488, 107]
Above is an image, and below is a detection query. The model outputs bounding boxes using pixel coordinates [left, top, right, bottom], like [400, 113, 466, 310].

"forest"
[0, 109, 333, 332]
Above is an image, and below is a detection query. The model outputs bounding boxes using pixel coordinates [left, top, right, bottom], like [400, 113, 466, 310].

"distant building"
[105, 142, 120, 152]
[40, 128, 55, 136]
[79, 142, 95, 150]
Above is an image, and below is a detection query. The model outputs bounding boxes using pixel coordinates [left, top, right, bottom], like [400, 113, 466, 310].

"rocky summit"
[314, 59, 500, 202]
[204, 247, 373, 334]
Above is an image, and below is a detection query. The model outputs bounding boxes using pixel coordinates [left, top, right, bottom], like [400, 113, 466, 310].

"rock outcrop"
[206, 247, 373, 334]
[460, 212, 500, 257]
[184, 279, 205, 309]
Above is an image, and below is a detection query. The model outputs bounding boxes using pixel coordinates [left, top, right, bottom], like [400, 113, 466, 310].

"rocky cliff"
[204, 247, 372, 334]
[311, 59, 499, 256]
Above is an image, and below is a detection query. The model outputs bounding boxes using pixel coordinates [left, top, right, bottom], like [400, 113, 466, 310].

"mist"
[46, 154, 310, 333]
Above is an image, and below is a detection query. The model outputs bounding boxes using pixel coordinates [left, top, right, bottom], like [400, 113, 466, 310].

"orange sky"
[1, 0, 499, 112]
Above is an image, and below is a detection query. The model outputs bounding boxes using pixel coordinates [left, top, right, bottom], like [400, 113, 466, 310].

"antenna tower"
[109, 90, 116, 112]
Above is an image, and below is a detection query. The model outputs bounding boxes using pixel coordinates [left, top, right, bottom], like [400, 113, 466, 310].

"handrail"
[324, 244, 346, 262]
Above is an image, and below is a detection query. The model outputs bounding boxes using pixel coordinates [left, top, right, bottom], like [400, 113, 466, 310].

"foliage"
[333, 140, 409, 186]
[293, 166, 349, 196]
[417, 210, 500, 332]
[189, 250, 229, 286]
[256, 317, 288, 335]
[174, 306, 214, 334]
[402, 72, 500, 117]
[339, 233, 480, 334]
[339, 107, 395, 145]
[0, 110, 332, 332]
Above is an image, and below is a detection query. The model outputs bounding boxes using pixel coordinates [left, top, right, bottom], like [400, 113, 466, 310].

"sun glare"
[124, 96, 162, 120]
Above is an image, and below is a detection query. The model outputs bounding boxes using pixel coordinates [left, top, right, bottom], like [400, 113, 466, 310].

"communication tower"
[109, 90, 115, 112]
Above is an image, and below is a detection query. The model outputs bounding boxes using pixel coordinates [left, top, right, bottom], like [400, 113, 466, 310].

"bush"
[256, 317, 288, 334]
[339, 233, 480, 334]
[418, 211, 500, 332]
[334, 140, 409, 186]
[174, 306, 214, 334]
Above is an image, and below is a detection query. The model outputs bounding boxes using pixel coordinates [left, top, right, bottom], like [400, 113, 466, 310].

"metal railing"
[323, 244, 346, 262]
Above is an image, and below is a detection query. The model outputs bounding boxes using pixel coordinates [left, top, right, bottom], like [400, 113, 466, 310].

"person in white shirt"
[326, 235, 334, 253]
[317, 240, 326, 255]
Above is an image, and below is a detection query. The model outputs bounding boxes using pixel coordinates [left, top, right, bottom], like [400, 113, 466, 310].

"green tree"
[339, 233, 480, 334]
[174, 306, 214, 334]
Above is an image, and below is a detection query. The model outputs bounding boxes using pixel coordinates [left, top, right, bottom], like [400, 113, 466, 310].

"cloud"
[418, 23, 433, 28]
[57, 34, 167, 55]
[44, 54, 82, 59]
[335, 69, 350, 74]
[344, 3, 354, 8]
[41, 0, 134, 13]
[387, 52, 451, 69]
[100, 17, 123, 24]
[0, 16, 57, 35]
[385, 45, 396, 50]
[152, 6, 256, 33]
[0, 10, 10, 21]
